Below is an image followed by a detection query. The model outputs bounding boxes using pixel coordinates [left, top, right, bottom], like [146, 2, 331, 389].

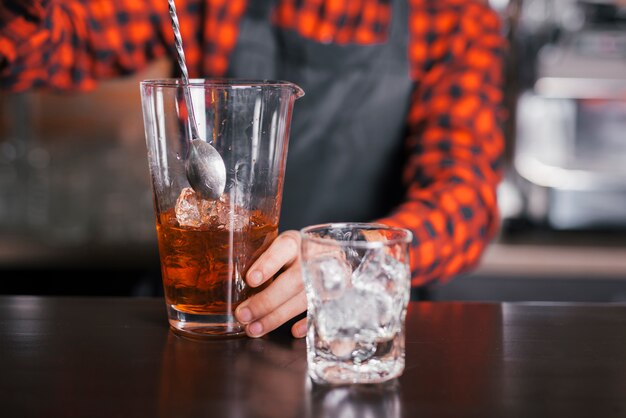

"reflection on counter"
[304, 379, 401, 418]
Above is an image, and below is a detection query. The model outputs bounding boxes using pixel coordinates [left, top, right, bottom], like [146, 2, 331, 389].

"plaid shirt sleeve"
[0, 0, 177, 91]
[378, 0, 506, 287]
[0, 0, 248, 91]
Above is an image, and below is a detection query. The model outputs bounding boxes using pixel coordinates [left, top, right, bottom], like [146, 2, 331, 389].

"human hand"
[235, 230, 307, 338]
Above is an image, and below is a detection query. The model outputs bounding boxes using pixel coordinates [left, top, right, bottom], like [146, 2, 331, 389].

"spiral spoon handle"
[167, 0, 200, 140]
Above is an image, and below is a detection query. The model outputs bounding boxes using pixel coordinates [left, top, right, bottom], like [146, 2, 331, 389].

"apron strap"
[245, 0, 277, 20]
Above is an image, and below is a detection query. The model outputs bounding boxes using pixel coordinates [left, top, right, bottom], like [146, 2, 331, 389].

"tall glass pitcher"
[140, 79, 304, 338]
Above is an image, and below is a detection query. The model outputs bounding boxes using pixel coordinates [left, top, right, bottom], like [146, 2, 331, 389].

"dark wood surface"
[1, 296, 625, 418]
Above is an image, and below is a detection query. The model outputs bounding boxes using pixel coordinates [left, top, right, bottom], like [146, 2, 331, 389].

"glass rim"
[300, 222, 413, 248]
[140, 78, 304, 97]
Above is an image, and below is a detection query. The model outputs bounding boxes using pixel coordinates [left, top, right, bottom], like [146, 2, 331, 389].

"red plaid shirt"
[0, 0, 506, 287]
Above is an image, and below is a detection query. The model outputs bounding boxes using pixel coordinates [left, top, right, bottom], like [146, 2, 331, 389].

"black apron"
[226, 0, 413, 232]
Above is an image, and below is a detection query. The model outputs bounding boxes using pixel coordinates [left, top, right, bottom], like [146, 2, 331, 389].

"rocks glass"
[300, 223, 412, 384]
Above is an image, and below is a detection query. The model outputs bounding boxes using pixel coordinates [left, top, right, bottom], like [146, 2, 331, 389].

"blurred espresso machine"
[507, 0, 626, 230]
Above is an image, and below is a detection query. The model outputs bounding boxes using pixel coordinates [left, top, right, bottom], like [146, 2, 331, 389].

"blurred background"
[0, 0, 625, 301]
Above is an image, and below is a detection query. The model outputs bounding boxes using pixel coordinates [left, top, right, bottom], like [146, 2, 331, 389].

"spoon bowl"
[185, 138, 227, 200]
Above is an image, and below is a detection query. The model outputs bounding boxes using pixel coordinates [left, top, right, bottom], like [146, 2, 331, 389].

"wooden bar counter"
[1, 296, 625, 417]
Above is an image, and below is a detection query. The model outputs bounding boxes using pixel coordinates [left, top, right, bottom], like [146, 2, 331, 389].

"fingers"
[239, 289, 307, 338]
[245, 230, 301, 287]
[235, 229, 307, 338]
[291, 317, 307, 339]
[239, 265, 303, 319]
[235, 265, 306, 337]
